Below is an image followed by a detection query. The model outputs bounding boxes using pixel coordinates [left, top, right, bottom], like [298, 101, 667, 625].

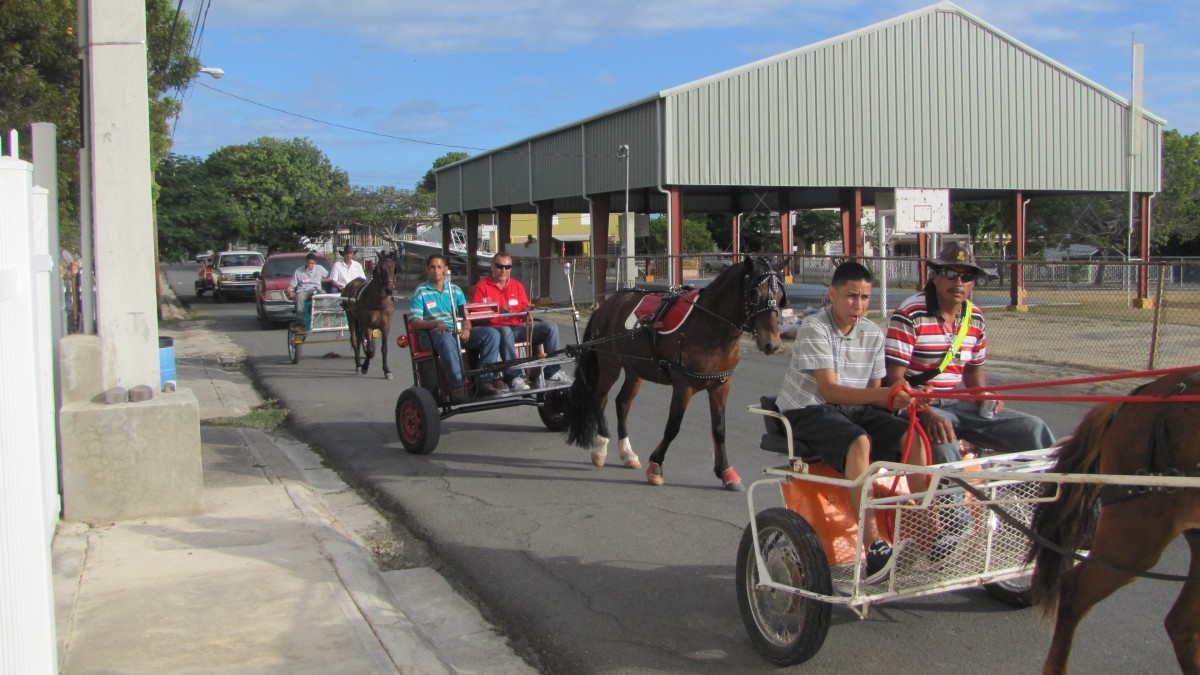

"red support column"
[1133, 192, 1153, 308]
[465, 210, 480, 287]
[589, 195, 610, 306]
[670, 187, 684, 286]
[918, 233, 929, 286]
[537, 200, 554, 304]
[1008, 192, 1027, 311]
[839, 188, 863, 258]
[730, 213, 740, 258]
[779, 193, 792, 281]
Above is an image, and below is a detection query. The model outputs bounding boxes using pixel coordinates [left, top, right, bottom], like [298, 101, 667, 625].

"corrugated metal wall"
[437, 4, 1162, 215]
[666, 7, 1160, 193]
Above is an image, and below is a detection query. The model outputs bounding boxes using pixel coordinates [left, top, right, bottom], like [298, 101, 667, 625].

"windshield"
[218, 253, 264, 267]
[264, 256, 327, 277]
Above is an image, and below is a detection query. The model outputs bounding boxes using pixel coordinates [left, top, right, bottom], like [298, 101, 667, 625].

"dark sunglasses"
[494, 263, 513, 270]
[936, 268, 977, 282]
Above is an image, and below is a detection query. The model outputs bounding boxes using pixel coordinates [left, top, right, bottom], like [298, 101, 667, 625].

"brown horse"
[1030, 367, 1200, 674]
[563, 256, 786, 490]
[342, 251, 397, 379]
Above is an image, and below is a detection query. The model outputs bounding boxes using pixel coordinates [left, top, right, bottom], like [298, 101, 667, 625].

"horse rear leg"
[1166, 530, 1200, 674]
[587, 361, 622, 467]
[1043, 502, 1176, 675]
[645, 385, 696, 486]
[612, 373, 642, 469]
[380, 323, 392, 380]
[705, 380, 741, 491]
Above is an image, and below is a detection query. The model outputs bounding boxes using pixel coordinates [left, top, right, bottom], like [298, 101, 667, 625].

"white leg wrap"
[618, 437, 641, 469]
[590, 436, 610, 467]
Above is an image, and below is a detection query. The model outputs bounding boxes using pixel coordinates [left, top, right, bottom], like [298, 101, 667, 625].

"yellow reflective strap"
[937, 300, 973, 372]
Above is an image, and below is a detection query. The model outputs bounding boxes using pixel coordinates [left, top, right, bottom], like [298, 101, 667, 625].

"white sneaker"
[547, 371, 573, 384]
[509, 376, 531, 392]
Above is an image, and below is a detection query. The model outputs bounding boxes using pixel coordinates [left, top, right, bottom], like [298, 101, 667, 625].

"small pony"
[1030, 367, 1200, 674]
[342, 251, 397, 379]
[563, 256, 786, 490]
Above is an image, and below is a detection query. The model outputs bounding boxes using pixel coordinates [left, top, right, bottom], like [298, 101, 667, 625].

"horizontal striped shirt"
[777, 306, 886, 412]
[885, 293, 987, 391]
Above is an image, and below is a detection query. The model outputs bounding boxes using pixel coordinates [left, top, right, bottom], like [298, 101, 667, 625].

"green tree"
[155, 153, 246, 260]
[204, 137, 349, 253]
[338, 185, 435, 245]
[418, 151, 470, 193]
[646, 217, 715, 254]
[792, 210, 841, 253]
[1155, 129, 1200, 252]
[0, 0, 198, 251]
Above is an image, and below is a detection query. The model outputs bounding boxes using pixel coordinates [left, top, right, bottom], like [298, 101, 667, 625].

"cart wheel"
[287, 329, 301, 364]
[395, 387, 440, 455]
[736, 508, 832, 666]
[984, 575, 1034, 608]
[537, 389, 568, 432]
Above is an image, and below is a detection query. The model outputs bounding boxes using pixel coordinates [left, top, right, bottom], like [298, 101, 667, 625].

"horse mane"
[1029, 401, 1116, 616]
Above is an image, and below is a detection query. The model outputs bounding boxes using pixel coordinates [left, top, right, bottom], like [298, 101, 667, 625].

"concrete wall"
[58, 335, 202, 522]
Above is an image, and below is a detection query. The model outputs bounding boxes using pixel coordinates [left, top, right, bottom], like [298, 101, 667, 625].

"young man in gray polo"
[777, 261, 929, 579]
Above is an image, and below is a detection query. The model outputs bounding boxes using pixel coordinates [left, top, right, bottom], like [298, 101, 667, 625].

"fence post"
[0, 148, 59, 675]
[1147, 263, 1166, 370]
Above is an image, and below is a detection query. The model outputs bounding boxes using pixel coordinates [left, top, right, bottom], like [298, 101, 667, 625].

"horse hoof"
[720, 467, 744, 491]
[385, 372, 393, 380]
[646, 462, 664, 486]
[724, 480, 745, 492]
[591, 453, 606, 468]
[624, 459, 642, 469]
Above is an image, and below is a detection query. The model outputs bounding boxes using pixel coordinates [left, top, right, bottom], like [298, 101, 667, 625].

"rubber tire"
[287, 330, 301, 364]
[214, 288, 225, 303]
[984, 575, 1034, 608]
[257, 303, 273, 330]
[736, 508, 832, 666]
[537, 389, 569, 432]
[395, 387, 441, 455]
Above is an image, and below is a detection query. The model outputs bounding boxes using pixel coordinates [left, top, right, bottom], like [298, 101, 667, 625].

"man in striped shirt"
[885, 242, 1055, 463]
[777, 261, 929, 579]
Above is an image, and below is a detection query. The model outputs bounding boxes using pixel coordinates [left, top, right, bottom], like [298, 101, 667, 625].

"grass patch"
[202, 399, 289, 431]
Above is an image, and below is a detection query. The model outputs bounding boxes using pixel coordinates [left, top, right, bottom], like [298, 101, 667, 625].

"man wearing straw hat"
[329, 244, 366, 293]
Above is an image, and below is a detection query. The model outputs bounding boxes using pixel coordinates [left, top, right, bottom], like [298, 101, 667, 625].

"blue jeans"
[422, 327, 501, 391]
[495, 321, 563, 381]
[917, 399, 1057, 463]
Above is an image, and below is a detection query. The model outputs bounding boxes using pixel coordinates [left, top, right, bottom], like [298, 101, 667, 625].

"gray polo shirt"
[777, 306, 886, 412]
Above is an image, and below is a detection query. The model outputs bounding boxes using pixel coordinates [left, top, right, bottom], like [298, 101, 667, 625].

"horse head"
[375, 251, 397, 295]
[740, 255, 786, 355]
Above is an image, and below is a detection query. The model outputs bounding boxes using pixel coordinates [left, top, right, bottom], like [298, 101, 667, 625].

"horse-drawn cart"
[737, 367, 1200, 669]
[286, 293, 350, 364]
[393, 303, 580, 455]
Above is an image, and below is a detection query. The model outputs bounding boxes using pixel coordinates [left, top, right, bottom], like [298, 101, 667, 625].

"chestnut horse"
[563, 256, 786, 490]
[1030, 367, 1200, 674]
[342, 251, 397, 379]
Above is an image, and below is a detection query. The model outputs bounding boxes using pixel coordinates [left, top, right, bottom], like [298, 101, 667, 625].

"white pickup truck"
[212, 250, 265, 303]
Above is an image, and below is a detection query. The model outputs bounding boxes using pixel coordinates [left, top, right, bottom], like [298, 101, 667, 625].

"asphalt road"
[166, 263, 1190, 674]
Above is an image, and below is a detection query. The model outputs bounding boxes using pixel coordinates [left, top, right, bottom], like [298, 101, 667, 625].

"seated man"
[778, 261, 929, 579]
[884, 242, 1055, 463]
[286, 252, 328, 331]
[408, 254, 503, 402]
[470, 252, 571, 391]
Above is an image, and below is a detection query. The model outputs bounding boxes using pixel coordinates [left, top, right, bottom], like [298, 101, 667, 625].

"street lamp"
[198, 66, 224, 79]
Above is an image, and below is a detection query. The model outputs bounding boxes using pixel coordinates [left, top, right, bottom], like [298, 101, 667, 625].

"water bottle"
[978, 399, 997, 419]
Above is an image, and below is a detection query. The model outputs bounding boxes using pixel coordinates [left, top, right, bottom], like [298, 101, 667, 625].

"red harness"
[624, 290, 699, 334]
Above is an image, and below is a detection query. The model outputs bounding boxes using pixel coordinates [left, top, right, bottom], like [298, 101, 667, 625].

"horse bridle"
[739, 264, 785, 336]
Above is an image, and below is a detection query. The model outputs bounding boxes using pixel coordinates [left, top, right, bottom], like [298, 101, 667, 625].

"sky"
[170, 0, 1200, 190]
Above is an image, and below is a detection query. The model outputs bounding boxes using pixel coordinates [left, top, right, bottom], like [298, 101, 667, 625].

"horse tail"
[1029, 401, 1115, 617]
[564, 317, 603, 448]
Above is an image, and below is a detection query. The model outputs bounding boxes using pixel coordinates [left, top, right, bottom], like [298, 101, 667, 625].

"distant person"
[329, 244, 366, 293]
[470, 252, 572, 391]
[776, 261, 929, 580]
[286, 252, 329, 332]
[408, 254, 503, 402]
[884, 241, 1055, 463]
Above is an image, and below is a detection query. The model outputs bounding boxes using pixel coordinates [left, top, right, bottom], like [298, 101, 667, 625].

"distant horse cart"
[736, 367, 1200, 671]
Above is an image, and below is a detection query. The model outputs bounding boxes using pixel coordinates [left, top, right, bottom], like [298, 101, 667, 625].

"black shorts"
[781, 404, 909, 475]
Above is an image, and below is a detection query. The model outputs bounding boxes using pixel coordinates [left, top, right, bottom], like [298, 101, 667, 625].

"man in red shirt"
[470, 252, 572, 390]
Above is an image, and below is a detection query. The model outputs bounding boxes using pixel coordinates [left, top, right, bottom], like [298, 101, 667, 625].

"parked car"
[255, 251, 332, 328]
[701, 254, 733, 274]
[195, 258, 215, 297]
[211, 250, 265, 303]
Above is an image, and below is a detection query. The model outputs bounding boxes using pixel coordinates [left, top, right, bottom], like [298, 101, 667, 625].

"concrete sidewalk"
[51, 305, 537, 673]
